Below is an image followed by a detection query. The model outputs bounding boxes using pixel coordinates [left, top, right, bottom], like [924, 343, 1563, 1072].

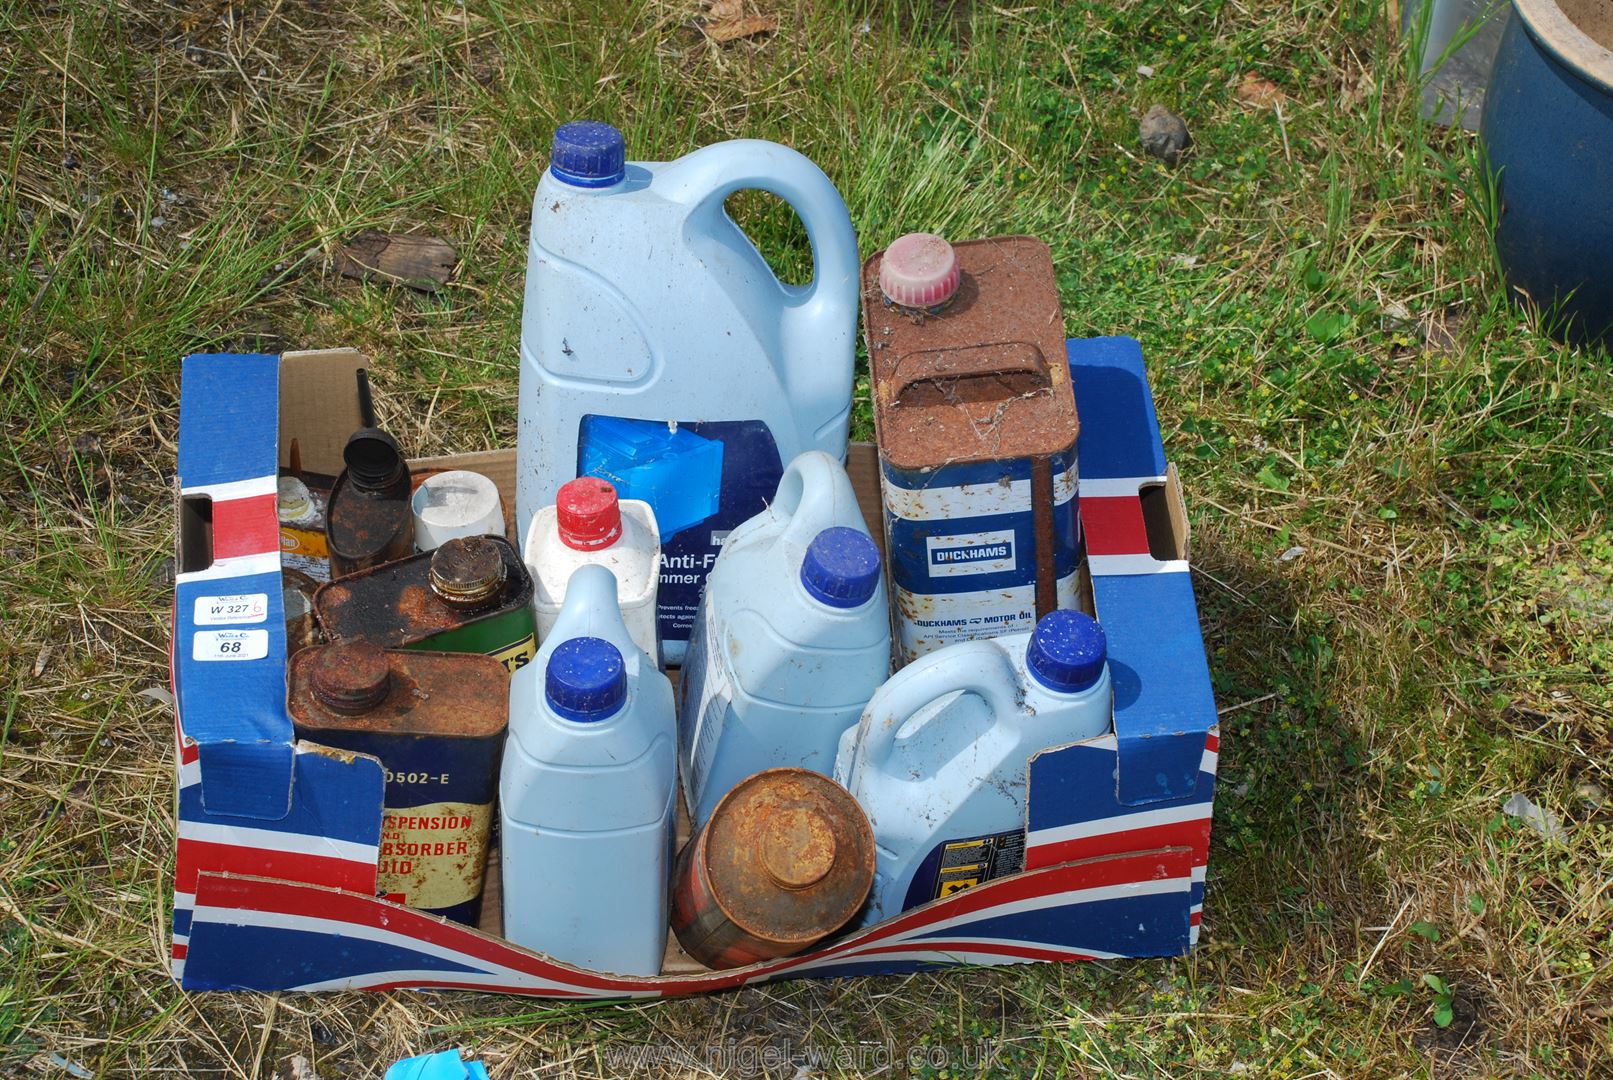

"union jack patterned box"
[168, 337, 1218, 995]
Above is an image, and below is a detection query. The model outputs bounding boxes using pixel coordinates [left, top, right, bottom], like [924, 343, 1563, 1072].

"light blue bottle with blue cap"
[834, 609, 1112, 926]
[516, 120, 861, 665]
[499, 564, 677, 974]
[679, 451, 890, 828]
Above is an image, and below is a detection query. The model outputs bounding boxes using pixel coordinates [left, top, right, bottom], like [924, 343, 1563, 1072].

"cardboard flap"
[173, 741, 385, 955]
[175, 353, 295, 819]
[1067, 338, 1216, 804]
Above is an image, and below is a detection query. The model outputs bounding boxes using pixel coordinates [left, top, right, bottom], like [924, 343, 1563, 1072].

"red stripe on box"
[176, 840, 376, 895]
[1081, 495, 1151, 557]
[210, 493, 280, 560]
[1025, 820, 1211, 871]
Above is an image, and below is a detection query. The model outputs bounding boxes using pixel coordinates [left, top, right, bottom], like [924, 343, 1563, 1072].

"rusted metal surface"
[427, 536, 506, 607]
[326, 427, 414, 578]
[314, 535, 532, 648]
[671, 768, 874, 969]
[288, 643, 507, 925]
[281, 567, 322, 657]
[864, 236, 1084, 661]
[863, 236, 1079, 472]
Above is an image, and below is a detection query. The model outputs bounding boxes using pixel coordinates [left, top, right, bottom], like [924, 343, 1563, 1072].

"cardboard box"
[168, 338, 1218, 994]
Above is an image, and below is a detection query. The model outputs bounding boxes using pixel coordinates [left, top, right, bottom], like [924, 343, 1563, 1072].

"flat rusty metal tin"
[863, 236, 1083, 662]
[288, 643, 508, 925]
[313, 534, 537, 674]
[671, 768, 874, 969]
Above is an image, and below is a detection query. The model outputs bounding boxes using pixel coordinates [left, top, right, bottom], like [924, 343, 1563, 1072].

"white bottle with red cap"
[524, 477, 662, 666]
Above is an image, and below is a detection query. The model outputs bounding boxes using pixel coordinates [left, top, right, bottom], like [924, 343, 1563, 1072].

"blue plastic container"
[834, 610, 1113, 926]
[1480, 0, 1613, 347]
[499, 565, 678, 975]
[678, 452, 890, 827]
[516, 121, 862, 663]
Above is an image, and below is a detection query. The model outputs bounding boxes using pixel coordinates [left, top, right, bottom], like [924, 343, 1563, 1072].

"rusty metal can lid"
[309, 641, 391, 714]
[703, 768, 874, 944]
[428, 536, 507, 607]
[878, 232, 960, 311]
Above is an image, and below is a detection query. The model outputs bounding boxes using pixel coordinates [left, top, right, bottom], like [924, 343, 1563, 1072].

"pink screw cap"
[878, 232, 961, 310]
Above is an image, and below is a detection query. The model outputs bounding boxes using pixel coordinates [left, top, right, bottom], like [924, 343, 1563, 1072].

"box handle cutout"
[179, 495, 215, 574]
[1138, 482, 1184, 562]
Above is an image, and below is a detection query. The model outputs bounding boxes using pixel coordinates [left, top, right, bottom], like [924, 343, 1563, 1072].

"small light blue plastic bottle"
[834, 609, 1112, 926]
[679, 451, 891, 828]
[499, 564, 677, 974]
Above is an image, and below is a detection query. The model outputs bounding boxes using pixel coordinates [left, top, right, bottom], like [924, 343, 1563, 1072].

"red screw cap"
[557, 477, 623, 550]
[878, 232, 960, 311]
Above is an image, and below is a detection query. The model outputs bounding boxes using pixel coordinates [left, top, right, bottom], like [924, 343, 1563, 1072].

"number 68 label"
[192, 629, 269, 662]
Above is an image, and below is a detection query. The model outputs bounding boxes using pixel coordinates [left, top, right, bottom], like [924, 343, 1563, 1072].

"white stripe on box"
[1026, 801, 1212, 848]
[1087, 554, 1190, 576]
[1192, 865, 1207, 884]
[1201, 749, 1219, 773]
[180, 474, 278, 502]
[176, 821, 377, 864]
[1079, 476, 1167, 499]
[176, 552, 282, 586]
[881, 471, 1077, 522]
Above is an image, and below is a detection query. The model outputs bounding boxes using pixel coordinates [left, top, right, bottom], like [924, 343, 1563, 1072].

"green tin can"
[312, 534, 537, 675]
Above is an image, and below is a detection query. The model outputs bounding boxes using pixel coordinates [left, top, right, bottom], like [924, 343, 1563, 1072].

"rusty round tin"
[671, 768, 874, 969]
[428, 536, 506, 608]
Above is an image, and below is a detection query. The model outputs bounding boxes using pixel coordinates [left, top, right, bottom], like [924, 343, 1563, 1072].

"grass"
[2, 0, 1611, 1075]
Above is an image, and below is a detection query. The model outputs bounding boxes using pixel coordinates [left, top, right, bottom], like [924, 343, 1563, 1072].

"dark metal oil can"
[287, 641, 507, 925]
[671, 768, 874, 969]
[326, 427, 414, 578]
[863, 234, 1083, 664]
[312, 535, 538, 675]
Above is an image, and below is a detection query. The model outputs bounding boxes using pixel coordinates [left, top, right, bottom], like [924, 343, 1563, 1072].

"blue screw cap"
[800, 527, 882, 608]
[1026, 610, 1107, 693]
[545, 636, 627, 722]
[549, 121, 626, 188]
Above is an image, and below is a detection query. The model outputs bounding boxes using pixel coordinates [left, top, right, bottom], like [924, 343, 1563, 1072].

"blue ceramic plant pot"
[1479, 0, 1613, 348]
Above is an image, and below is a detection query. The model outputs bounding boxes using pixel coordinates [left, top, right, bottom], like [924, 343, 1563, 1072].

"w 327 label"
[193, 593, 268, 625]
[192, 629, 269, 662]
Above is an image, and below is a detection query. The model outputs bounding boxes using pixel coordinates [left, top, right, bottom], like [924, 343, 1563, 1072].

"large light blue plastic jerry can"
[516, 121, 861, 663]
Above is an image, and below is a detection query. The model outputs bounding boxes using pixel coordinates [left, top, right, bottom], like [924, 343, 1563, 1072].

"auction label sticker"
[193, 593, 269, 626]
[192, 629, 269, 662]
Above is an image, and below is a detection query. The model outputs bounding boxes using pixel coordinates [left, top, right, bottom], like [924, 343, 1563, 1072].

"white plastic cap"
[411, 470, 505, 551]
[878, 232, 960, 310]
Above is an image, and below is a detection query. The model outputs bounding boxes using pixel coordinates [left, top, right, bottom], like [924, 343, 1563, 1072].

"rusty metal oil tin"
[281, 567, 322, 657]
[864, 234, 1083, 664]
[312, 534, 537, 675]
[326, 427, 414, 578]
[671, 768, 874, 969]
[288, 641, 507, 926]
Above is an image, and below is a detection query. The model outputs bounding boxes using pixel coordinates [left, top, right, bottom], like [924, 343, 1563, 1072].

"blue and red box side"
[168, 338, 1218, 994]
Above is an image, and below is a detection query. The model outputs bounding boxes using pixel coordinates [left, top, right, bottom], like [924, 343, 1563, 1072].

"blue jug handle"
[656, 139, 859, 301]
[768, 450, 869, 551]
[846, 642, 1023, 788]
